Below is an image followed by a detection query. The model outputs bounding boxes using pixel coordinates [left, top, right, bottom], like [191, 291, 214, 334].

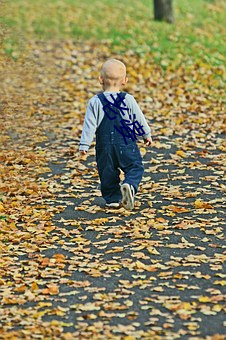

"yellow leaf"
[140, 147, 146, 156]
[135, 260, 157, 272]
[147, 246, 160, 255]
[31, 282, 39, 292]
[153, 286, 164, 292]
[0, 203, 5, 212]
[176, 150, 187, 158]
[70, 236, 85, 243]
[182, 302, 194, 310]
[214, 280, 226, 286]
[62, 333, 74, 340]
[194, 199, 213, 209]
[135, 260, 147, 269]
[106, 247, 124, 254]
[212, 304, 223, 312]
[187, 323, 199, 331]
[91, 218, 108, 225]
[151, 158, 160, 164]
[9, 222, 16, 228]
[199, 296, 211, 303]
[155, 224, 167, 230]
[37, 302, 52, 308]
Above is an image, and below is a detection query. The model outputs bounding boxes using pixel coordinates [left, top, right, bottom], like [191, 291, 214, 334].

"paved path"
[39, 127, 225, 339]
[0, 41, 225, 339]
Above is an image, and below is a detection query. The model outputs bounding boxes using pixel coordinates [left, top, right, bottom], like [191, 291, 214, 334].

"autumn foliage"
[0, 0, 225, 338]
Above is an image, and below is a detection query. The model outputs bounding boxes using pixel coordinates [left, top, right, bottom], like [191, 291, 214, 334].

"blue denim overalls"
[96, 92, 144, 204]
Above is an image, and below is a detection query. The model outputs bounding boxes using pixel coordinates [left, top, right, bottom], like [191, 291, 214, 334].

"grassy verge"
[1, 0, 225, 66]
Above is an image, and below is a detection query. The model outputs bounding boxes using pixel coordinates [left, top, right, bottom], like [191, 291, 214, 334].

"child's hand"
[144, 137, 152, 146]
[80, 150, 87, 155]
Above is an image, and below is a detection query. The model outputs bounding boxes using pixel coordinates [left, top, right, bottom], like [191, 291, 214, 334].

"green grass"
[1, 0, 225, 65]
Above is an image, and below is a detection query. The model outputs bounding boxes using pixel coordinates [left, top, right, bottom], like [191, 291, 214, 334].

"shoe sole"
[105, 203, 121, 208]
[120, 183, 134, 210]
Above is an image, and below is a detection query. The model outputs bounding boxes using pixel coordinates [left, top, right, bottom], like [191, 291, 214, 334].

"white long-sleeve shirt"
[79, 91, 151, 151]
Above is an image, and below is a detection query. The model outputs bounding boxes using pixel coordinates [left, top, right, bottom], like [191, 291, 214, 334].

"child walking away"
[79, 59, 152, 210]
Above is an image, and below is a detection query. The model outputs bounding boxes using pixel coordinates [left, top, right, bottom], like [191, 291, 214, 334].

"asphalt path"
[1, 40, 225, 339]
[35, 126, 225, 339]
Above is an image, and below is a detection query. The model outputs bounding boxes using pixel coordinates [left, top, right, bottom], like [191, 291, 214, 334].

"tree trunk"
[153, 0, 174, 23]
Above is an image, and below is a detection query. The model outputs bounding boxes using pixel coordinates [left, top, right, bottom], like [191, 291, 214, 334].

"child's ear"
[122, 77, 128, 85]
[99, 76, 104, 84]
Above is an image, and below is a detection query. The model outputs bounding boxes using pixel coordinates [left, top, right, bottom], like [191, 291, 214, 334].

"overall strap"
[96, 92, 133, 146]
[97, 92, 127, 120]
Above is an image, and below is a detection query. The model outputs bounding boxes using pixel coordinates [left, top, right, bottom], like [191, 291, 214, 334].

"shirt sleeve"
[79, 99, 97, 151]
[128, 95, 151, 140]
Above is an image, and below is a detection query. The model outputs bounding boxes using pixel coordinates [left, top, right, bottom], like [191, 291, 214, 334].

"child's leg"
[117, 143, 144, 193]
[96, 146, 122, 203]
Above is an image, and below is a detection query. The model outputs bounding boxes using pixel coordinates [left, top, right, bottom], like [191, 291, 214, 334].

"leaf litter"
[0, 39, 225, 339]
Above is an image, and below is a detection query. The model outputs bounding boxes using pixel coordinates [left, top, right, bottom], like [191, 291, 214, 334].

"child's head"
[99, 59, 128, 91]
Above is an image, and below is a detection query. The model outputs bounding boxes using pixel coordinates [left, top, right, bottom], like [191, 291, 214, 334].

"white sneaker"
[120, 183, 135, 210]
[105, 202, 121, 208]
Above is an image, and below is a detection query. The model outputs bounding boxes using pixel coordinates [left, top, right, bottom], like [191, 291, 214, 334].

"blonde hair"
[100, 59, 126, 87]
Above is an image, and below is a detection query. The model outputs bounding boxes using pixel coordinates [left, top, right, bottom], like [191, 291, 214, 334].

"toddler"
[79, 59, 152, 209]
